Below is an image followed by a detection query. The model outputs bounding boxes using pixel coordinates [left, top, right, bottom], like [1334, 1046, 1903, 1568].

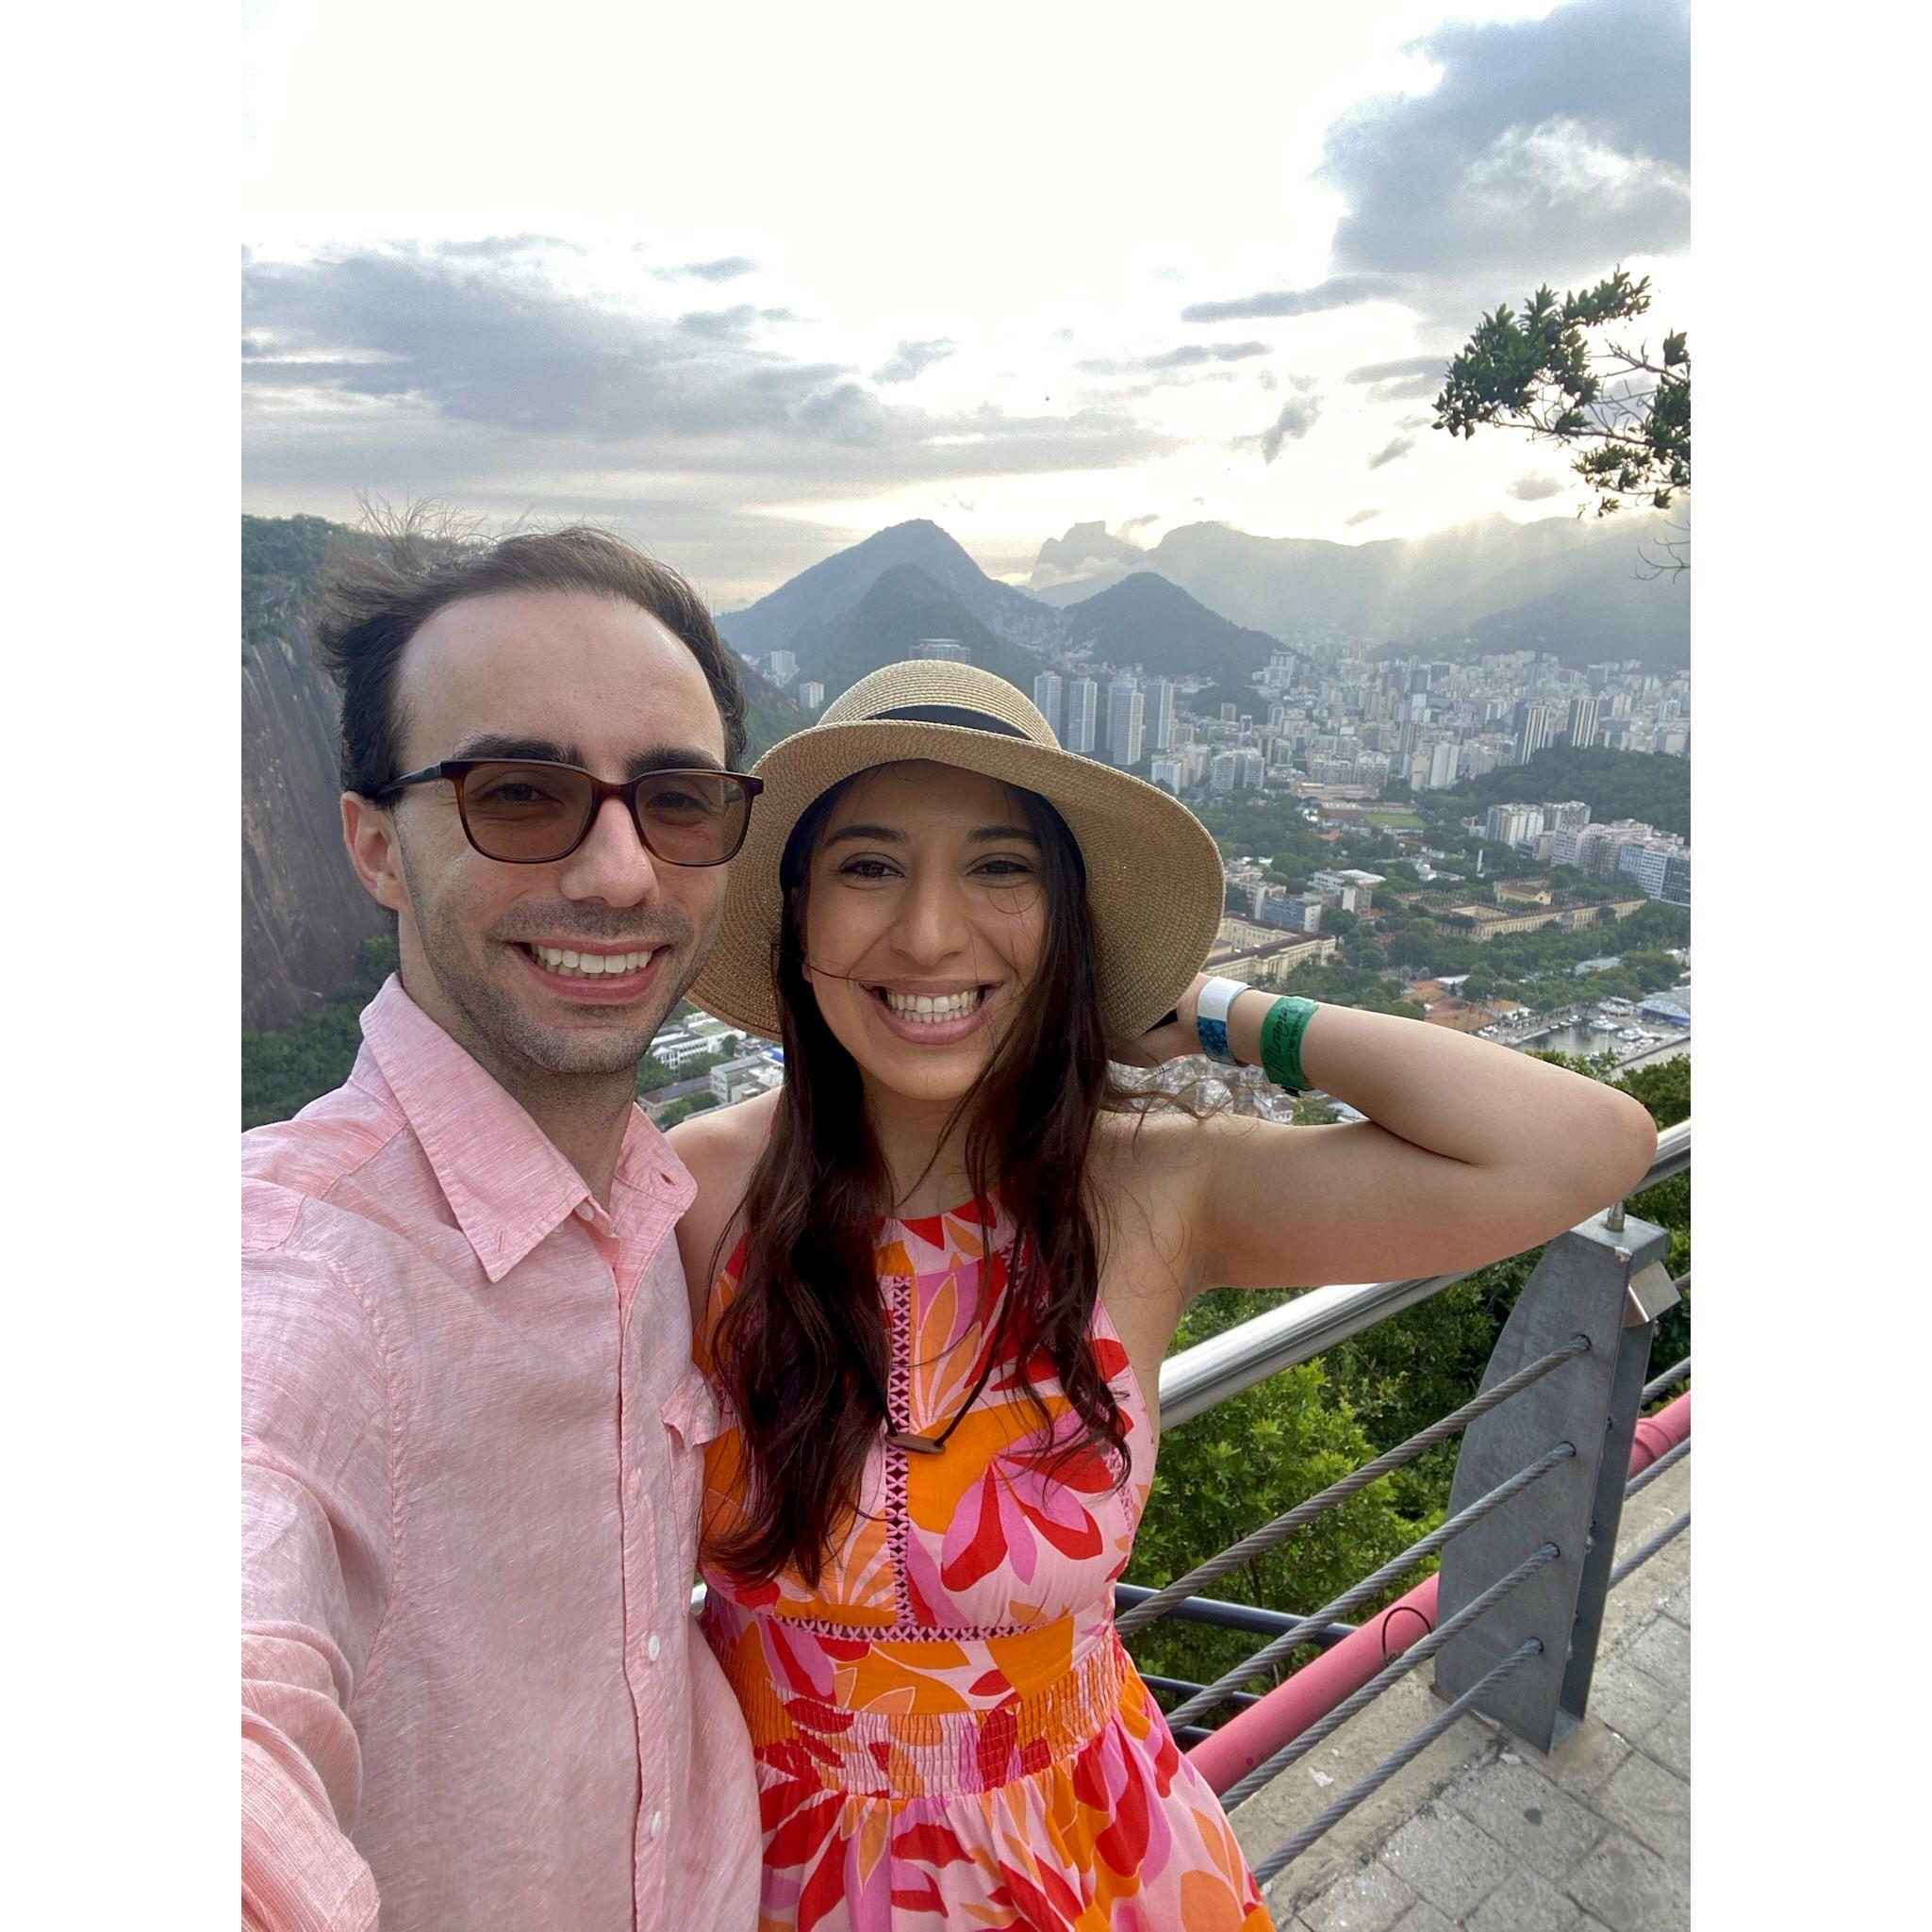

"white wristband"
[1194, 976, 1247, 1064]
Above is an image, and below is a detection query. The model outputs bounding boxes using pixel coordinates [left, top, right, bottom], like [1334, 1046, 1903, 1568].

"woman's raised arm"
[1136, 978, 1659, 1296]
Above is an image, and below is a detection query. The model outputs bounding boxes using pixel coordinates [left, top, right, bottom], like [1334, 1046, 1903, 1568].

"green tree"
[1122, 1356, 1420, 1696]
[1435, 267, 1690, 562]
[242, 932, 400, 1129]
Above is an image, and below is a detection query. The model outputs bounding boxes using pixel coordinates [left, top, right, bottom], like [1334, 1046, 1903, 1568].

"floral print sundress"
[695, 1198, 1272, 1930]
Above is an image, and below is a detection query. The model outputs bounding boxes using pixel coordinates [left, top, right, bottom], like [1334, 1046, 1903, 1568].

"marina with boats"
[1478, 984, 1692, 1068]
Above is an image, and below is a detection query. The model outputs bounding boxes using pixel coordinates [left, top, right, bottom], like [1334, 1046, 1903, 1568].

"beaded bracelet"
[1260, 995, 1318, 1093]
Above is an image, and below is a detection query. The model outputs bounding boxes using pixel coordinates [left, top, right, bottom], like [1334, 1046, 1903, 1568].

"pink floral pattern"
[698, 1200, 1271, 1930]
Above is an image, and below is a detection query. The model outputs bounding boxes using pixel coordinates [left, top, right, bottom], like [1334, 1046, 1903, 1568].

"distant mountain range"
[1028, 511, 1686, 668]
[719, 509, 1688, 699]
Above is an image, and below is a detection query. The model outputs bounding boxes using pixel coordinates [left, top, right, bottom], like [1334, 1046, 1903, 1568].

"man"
[242, 524, 762, 1931]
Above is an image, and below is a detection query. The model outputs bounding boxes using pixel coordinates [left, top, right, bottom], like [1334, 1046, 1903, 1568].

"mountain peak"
[1064, 569, 1282, 685]
[717, 520, 1059, 664]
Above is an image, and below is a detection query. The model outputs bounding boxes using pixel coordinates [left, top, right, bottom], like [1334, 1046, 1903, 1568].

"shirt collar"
[357, 976, 694, 1283]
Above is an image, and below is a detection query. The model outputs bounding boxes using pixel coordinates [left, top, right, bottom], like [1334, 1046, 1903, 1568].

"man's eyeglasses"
[377, 759, 764, 867]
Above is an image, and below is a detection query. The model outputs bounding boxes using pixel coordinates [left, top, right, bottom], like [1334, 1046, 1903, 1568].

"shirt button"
[647, 1632, 662, 1662]
[628, 1469, 643, 1498]
[650, 1810, 664, 1839]
[574, 1201, 595, 1222]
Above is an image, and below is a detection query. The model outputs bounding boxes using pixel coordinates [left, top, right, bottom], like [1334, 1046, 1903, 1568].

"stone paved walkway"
[1229, 1455, 1690, 1931]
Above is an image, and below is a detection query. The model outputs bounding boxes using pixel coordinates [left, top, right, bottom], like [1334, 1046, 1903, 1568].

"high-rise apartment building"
[1616, 844, 1670, 899]
[1512, 702, 1557, 765]
[1484, 802, 1545, 846]
[1545, 801, 1592, 833]
[1065, 678, 1098, 756]
[797, 681, 824, 711]
[1576, 820, 1656, 879]
[1566, 693, 1602, 751]
[1105, 678, 1145, 768]
[1148, 679, 1178, 752]
[767, 650, 798, 685]
[1150, 756, 1183, 796]
[1032, 670, 1064, 738]
[1209, 750, 1264, 794]
[1428, 739, 1461, 790]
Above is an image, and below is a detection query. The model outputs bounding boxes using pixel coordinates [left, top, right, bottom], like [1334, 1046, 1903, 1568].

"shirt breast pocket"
[659, 1365, 724, 1539]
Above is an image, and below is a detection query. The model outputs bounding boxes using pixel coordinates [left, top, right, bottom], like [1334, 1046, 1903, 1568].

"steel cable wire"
[1251, 1637, 1544, 1886]
[1642, 1348, 1692, 1404]
[1117, 1338, 1589, 1639]
[1610, 1510, 1690, 1588]
[1164, 1441, 1577, 1730]
[1219, 1541, 1560, 1810]
[1625, 1435, 1690, 1497]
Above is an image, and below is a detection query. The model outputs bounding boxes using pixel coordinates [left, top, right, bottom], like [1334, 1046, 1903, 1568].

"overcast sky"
[242, 0, 1690, 606]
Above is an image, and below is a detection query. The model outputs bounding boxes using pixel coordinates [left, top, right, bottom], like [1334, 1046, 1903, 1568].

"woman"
[669, 662, 1656, 1930]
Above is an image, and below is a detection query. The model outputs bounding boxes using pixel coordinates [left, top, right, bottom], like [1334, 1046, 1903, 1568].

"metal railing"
[1122, 1117, 1693, 1883]
[1155, 1118, 1690, 1428]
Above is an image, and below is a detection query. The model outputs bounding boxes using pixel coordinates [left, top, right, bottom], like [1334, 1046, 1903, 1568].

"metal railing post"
[1432, 1206, 1677, 1751]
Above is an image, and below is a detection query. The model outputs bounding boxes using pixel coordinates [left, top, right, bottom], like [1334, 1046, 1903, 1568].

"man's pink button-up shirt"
[242, 978, 759, 1932]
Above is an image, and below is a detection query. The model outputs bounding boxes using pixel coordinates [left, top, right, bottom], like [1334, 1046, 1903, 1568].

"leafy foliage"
[1428, 744, 1691, 840]
[1122, 1360, 1419, 1695]
[1435, 268, 1691, 527]
[242, 514, 344, 655]
[1277, 960, 1425, 1019]
[241, 933, 399, 1129]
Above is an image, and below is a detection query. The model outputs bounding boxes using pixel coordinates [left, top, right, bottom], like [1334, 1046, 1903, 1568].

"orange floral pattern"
[698, 1200, 1271, 1930]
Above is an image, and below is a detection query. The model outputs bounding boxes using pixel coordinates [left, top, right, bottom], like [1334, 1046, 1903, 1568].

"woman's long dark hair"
[706, 768, 1135, 1588]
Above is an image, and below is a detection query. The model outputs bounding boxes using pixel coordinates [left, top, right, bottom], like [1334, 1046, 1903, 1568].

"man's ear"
[341, 792, 409, 915]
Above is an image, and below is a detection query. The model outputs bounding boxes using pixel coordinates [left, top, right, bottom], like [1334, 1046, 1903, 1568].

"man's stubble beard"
[398, 845, 720, 1088]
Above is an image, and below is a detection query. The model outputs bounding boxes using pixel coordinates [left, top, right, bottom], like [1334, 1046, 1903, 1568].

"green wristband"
[1260, 996, 1318, 1094]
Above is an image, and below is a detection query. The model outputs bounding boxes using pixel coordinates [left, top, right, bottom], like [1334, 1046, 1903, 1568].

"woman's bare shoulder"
[666, 1086, 784, 1323]
[667, 1083, 780, 1181]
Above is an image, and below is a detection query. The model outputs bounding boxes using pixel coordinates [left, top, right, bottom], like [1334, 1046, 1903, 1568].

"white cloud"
[1508, 471, 1565, 501]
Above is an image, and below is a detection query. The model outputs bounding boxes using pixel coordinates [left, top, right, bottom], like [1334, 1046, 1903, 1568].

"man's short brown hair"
[313, 516, 749, 796]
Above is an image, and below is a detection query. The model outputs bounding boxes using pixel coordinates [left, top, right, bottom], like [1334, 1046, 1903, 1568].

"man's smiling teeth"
[530, 944, 658, 978]
[881, 988, 983, 1021]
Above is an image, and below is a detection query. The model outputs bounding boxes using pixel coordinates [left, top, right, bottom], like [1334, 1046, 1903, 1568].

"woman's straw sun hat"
[691, 659, 1227, 1041]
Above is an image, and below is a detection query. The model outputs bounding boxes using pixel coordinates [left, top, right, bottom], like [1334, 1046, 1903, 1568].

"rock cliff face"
[241, 612, 388, 1033]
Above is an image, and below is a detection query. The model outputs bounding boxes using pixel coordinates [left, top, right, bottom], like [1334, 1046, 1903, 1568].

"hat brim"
[689, 718, 1226, 1043]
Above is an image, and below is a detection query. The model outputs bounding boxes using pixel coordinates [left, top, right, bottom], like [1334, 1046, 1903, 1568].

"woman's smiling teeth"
[878, 987, 985, 1022]
[528, 944, 658, 978]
